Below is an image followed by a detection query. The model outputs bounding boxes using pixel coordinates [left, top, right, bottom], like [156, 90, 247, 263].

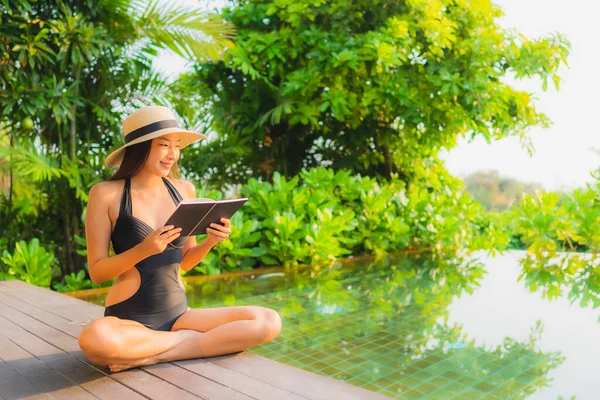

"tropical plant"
[175, 0, 570, 188]
[193, 210, 266, 275]
[0, 0, 234, 279]
[185, 166, 504, 275]
[0, 238, 56, 287]
[508, 169, 600, 316]
[52, 269, 97, 292]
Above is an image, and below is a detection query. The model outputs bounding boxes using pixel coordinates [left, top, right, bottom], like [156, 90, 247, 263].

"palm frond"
[258, 101, 296, 127]
[134, 0, 236, 62]
[128, 66, 173, 108]
[123, 37, 157, 69]
[98, 0, 235, 62]
[0, 139, 64, 182]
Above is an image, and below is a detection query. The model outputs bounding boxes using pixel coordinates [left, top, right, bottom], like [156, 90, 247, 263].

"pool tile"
[474, 380, 496, 393]
[442, 369, 462, 380]
[427, 375, 451, 388]
[400, 388, 426, 399]
[453, 387, 490, 399]
[374, 376, 397, 388]
[398, 375, 423, 389]
[412, 369, 435, 382]
[488, 385, 517, 398]
[346, 376, 369, 387]
[425, 361, 453, 375]
[450, 393, 473, 400]
[307, 360, 329, 371]
[413, 381, 438, 394]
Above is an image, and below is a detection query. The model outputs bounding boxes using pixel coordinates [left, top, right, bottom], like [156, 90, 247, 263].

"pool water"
[75, 251, 599, 399]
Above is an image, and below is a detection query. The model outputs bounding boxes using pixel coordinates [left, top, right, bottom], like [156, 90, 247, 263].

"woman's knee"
[256, 307, 282, 342]
[78, 317, 124, 359]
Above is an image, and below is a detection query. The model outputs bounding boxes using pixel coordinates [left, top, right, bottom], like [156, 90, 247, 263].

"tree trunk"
[278, 124, 311, 179]
[373, 131, 393, 180]
[64, 69, 83, 274]
[8, 131, 13, 209]
[70, 70, 80, 161]
[7, 131, 13, 249]
[62, 195, 75, 275]
[382, 144, 393, 180]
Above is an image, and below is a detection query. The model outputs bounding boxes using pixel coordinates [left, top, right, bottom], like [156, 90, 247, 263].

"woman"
[78, 106, 282, 373]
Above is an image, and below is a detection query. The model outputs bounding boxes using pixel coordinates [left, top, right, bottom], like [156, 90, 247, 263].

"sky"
[154, 0, 600, 191]
[441, 0, 600, 191]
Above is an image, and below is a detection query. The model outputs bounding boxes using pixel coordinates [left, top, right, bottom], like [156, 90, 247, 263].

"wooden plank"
[0, 292, 83, 338]
[0, 312, 146, 399]
[0, 280, 102, 323]
[174, 358, 307, 400]
[0, 290, 262, 399]
[0, 358, 51, 400]
[2, 286, 299, 400]
[211, 352, 391, 400]
[0, 333, 97, 399]
[41, 352, 149, 400]
[0, 301, 83, 353]
[0, 301, 200, 400]
[143, 363, 253, 400]
[104, 369, 202, 400]
[3, 282, 267, 399]
[0, 293, 251, 399]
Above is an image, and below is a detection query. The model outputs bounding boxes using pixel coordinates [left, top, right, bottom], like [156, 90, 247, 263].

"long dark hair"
[107, 139, 181, 181]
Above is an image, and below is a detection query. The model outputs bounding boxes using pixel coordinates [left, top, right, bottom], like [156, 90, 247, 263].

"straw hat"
[104, 105, 206, 168]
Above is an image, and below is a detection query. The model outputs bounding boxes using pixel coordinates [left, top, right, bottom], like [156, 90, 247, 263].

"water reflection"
[518, 251, 600, 319]
[181, 253, 564, 398]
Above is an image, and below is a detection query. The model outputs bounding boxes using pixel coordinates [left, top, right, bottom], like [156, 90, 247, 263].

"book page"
[180, 197, 215, 204]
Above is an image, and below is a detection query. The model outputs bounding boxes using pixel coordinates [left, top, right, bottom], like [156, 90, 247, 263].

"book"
[164, 197, 248, 237]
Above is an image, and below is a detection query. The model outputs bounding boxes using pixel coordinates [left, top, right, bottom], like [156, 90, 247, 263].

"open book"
[164, 197, 248, 237]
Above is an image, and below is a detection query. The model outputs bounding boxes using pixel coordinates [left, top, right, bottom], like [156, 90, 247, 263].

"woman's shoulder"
[88, 179, 125, 202]
[167, 177, 196, 199]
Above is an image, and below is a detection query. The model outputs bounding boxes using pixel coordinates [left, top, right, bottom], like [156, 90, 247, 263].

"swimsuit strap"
[118, 177, 132, 217]
[162, 177, 183, 204]
[119, 177, 180, 220]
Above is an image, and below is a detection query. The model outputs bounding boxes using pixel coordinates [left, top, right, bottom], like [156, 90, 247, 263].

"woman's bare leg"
[79, 306, 282, 373]
[78, 317, 196, 371]
[109, 306, 282, 372]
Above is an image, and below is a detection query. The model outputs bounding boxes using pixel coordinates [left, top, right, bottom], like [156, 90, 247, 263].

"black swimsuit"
[104, 177, 188, 331]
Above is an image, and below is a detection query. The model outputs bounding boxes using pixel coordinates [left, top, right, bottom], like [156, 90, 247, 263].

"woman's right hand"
[138, 225, 182, 257]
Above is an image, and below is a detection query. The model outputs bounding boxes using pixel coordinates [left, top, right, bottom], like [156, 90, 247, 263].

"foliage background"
[0, 0, 578, 295]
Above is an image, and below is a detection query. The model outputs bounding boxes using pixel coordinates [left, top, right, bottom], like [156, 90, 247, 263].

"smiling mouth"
[160, 162, 173, 167]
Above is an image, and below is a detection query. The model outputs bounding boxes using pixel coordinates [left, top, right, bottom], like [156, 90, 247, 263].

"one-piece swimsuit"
[104, 177, 188, 331]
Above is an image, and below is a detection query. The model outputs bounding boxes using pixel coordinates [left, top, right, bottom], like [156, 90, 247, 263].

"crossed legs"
[78, 306, 282, 372]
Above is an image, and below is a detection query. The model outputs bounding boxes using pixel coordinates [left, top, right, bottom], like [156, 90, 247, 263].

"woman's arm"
[86, 183, 148, 284]
[181, 237, 219, 272]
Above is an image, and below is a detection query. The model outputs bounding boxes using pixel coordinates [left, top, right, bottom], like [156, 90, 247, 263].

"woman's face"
[145, 133, 181, 176]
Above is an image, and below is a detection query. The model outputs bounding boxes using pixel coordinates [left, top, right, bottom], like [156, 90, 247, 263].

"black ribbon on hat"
[125, 119, 179, 144]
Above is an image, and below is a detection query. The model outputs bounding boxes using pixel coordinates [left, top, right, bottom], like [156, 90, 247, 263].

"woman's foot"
[107, 329, 199, 372]
[108, 356, 155, 372]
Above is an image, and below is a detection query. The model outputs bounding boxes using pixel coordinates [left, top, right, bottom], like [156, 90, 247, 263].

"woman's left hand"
[206, 218, 232, 244]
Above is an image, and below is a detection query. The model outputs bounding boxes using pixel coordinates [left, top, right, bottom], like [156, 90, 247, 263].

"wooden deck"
[0, 279, 391, 400]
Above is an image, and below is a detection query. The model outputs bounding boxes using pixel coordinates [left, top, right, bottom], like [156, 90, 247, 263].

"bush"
[506, 173, 600, 310]
[191, 166, 501, 275]
[0, 238, 56, 288]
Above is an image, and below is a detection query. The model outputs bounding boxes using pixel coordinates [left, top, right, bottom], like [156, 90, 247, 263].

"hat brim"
[104, 128, 206, 169]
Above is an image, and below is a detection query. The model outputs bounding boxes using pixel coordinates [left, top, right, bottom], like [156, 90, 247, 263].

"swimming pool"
[75, 251, 598, 399]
